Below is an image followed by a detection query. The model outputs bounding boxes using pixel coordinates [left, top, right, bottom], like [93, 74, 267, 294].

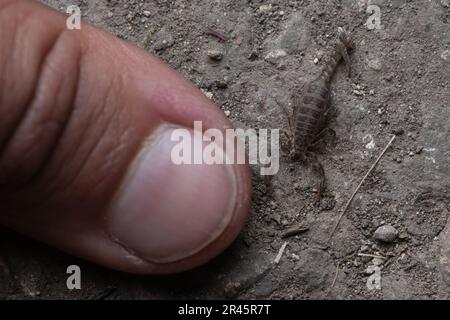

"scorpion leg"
[275, 94, 301, 154]
[275, 96, 295, 144]
[308, 153, 326, 204]
[324, 103, 339, 120]
[274, 96, 293, 132]
[280, 129, 293, 154]
[313, 127, 337, 146]
[309, 118, 337, 152]
[291, 93, 301, 129]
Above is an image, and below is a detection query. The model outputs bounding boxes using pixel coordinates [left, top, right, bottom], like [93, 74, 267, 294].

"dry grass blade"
[327, 135, 396, 243]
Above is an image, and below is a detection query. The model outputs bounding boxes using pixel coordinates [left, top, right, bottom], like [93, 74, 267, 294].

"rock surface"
[373, 225, 398, 243]
[1, 0, 449, 300]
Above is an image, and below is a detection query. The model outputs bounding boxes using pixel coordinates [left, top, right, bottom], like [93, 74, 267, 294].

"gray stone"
[264, 49, 287, 63]
[373, 225, 398, 243]
[152, 28, 174, 51]
[207, 49, 223, 61]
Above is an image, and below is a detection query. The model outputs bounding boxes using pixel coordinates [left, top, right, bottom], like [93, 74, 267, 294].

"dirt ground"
[1, 0, 450, 300]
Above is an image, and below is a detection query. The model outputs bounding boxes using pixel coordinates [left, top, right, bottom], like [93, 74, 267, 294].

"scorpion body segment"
[291, 76, 330, 158]
[291, 27, 354, 159]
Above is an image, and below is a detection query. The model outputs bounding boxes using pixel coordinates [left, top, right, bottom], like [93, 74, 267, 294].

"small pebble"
[201, 89, 213, 100]
[143, 10, 151, 17]
[207, 49, 223, 61]
[264, 49, 287, 63]
[384, 73, 394, 81]
[373, 225, 398, 243]
[441, 50, 450, 62]
[313, 58, 319, 64]
[259, 4, 272, 12]
[398, 231, 409, 240]
[368, 58, 382, 71]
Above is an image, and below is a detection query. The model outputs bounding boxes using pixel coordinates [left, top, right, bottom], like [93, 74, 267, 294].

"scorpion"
[282, 27, 355, 201]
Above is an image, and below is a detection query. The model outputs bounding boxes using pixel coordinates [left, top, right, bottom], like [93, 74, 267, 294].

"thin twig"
[281, 225, 309, 239]
[357, 253, 386, 259]
[327, 135, 396, 243]
[324, 263, 339, 298]
[330, 263, 339, 289]
[206, 26, 228, 41]
[274, 241, 288, 264]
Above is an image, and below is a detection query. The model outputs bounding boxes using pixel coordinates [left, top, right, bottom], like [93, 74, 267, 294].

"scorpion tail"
[319, 27, 354, 82]
[337, 27, 355, 49]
